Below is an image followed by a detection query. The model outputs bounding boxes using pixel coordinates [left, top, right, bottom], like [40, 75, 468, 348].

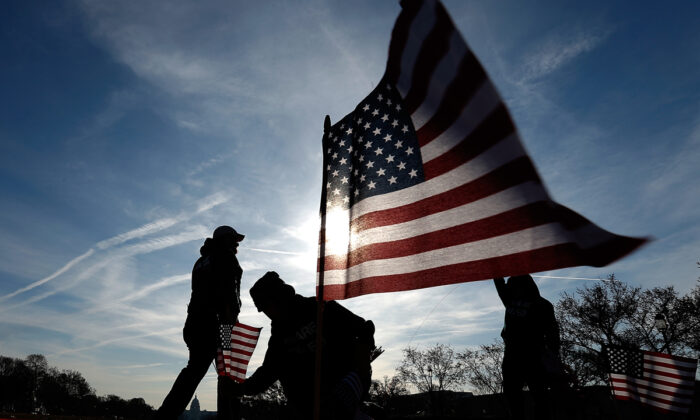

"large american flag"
[605, 346, 698, 413]
[316, 0, 646, 300]
[216, 322, 262, 383]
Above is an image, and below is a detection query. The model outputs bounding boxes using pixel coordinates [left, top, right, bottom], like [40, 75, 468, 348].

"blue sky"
[1, 0, 698, 411]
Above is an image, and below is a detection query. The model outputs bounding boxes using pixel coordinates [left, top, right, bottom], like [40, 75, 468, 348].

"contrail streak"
[532, 275, 607, 281]
[0, 249, 95, 302]
[244, 247, 305, 256]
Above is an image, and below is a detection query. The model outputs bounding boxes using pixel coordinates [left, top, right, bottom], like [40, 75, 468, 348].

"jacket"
[184, 238, 242, 348]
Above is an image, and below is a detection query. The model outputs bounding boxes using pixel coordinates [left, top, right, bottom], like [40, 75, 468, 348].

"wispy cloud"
[118, 273, 190, 303]
[0, 193, 228, 309]
[0, 249, 95, 302]
[519, 26, 613, 83]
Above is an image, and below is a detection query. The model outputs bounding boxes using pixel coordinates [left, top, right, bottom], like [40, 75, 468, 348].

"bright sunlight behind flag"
[316, 0, 647, 300]
[216, 322, 262, 383]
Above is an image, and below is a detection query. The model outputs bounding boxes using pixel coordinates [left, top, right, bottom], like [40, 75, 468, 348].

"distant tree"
[125, 397, 154, 419]
[397, 344, 466, 394]
[1, 354, 153, 418]
[688, 281, 700, 351]
[556, 274, 639, 385]
[25, 354, 49, 410]
[627, 285, 700, 355]
[101, 394, 129, 417]
[457, 341, 504, 395]
[369, 375, 407, 410]
[59, 369, 94, 398]
[0, 356, 33, 412]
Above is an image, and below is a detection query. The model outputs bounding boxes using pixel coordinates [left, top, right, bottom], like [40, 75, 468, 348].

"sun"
[322, 207, 355, 256]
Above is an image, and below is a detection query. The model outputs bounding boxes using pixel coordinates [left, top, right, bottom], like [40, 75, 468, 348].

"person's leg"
[525, 359, 551, 420]
[502, 351, 526, 420]
[155, 347, 214, 420]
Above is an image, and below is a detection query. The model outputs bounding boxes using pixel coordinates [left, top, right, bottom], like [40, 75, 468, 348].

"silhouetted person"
[230, 271, 375, 420]
[155, 226, 244, 420]
[494, 274, 560, 420]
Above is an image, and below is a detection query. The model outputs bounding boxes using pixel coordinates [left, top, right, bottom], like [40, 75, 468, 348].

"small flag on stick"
[605, 346, 697, 414]
[216, 322, 262, 383]
[316, 0, 647, 300]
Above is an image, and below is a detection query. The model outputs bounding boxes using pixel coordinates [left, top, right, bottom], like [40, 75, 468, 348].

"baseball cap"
[212, 225, 245, 242]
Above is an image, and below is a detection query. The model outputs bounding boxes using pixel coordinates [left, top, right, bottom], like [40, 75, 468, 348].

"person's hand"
[218, 376, 243, 396]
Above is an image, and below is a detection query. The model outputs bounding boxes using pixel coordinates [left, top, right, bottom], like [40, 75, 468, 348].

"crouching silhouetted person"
[494, 274, 560, 420]
[155, 226, 245, 420]
[230, 271, 375, 419]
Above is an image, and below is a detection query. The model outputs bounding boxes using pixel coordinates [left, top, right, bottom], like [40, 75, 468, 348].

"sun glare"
[324, 207, 353, 256]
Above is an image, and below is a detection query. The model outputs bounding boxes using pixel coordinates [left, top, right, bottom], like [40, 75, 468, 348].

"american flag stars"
[323, 78, 424, 209]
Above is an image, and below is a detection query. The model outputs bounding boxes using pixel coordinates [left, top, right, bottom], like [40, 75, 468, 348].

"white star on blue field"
[1, 0, 698, 410]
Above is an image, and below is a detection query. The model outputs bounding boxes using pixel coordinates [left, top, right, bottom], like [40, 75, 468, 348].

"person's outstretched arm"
[493, 277, 509, 305]
[241, 338, 280, 395]
[544, 302, 561, 354]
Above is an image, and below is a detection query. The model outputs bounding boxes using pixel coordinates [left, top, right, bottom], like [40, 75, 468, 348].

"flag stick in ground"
[313, 115, 332, 420]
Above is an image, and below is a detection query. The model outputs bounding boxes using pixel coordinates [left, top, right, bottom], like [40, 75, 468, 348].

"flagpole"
[314, 115, 332, 420]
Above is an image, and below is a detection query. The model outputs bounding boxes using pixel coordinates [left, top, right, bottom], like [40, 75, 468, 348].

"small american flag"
[605, 346, 697, 413]
[216, 322, 262, 383]
[316, 0, 646, 300]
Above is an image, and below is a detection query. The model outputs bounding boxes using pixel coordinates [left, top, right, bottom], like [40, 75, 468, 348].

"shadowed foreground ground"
[2, 384, 698, 420]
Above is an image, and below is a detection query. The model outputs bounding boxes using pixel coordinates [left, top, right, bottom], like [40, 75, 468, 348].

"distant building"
[190, 395, 200, 419]
[178, 395, 206, 420]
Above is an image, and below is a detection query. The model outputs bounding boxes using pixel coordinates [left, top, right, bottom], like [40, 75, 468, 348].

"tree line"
[0, 354, 153, 418]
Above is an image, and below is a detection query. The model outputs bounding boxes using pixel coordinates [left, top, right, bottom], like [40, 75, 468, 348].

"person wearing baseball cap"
[155, 226, 245, 420]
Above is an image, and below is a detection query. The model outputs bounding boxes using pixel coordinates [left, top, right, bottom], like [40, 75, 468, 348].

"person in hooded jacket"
[231, 271, 375, 420]
[494, 274, 560, 420]
[155, 226, 244, 420]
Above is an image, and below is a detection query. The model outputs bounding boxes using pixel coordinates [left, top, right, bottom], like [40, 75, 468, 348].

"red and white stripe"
[216, 322, 262, 383]
[318, 0, 646, 300]
[609, 351, 697, 413]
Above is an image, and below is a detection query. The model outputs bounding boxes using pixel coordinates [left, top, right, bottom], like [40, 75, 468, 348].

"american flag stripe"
[606, 346, 697, 414]
[339, 156, 541, 233]
[223, 354, 253, 365]
[648, 361, 698, 373]
[317, 0, 646, 300]
[647, 359, 697, 372]
[232, 334, 259, 344]
[610, 391, 690, 413]
[422, 105, 515, 179]
[322, 241, 625, 298]
[229, 343, 255, 355]
[325, 201, 596, 270]
[323, 237, 632, 289]
[220, 358, 252, 372]
[216, 322, 262, 383]
[345, 135, 530, 219]
[645, 352, 698, 368]
[611, 376, 694, 395]
[419, 82, 502, 163]
[347, 181, 549, 244]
